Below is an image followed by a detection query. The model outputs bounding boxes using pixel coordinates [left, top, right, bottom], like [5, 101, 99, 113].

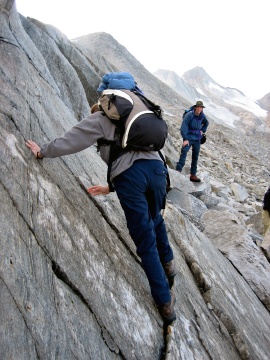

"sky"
[15, 0, 269, 100]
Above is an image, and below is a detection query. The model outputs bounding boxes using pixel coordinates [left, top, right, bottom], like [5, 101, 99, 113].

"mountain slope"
[258, 92, 270, 111]
[154, 67, 268, 132]
[1, 2, 270, 358]
[73, 32, 191, 114]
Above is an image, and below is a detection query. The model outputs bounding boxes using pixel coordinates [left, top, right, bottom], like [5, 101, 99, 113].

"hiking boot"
[158, 292, 176, 324]
[163, 260, 176, 278]
[163, 260, 176, 288]
[190, 174, 201, 182]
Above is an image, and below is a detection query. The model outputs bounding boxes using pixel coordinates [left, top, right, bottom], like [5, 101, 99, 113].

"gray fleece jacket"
[40, 111, 162, 182]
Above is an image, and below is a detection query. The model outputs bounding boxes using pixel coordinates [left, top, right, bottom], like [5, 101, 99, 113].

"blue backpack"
[97, 71, 143, 94]
[182, 106, 194, 119]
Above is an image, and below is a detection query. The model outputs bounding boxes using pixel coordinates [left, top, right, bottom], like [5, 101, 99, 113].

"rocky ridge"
[1, 1, 270, 359]
[154, 67, 269, 133]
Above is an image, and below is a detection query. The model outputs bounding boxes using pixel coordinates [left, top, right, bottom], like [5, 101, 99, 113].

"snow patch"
[209, 82, 225, 93]
[225, 94, 267, 117]
[206, 104, 239, 128]
[195, 87, 206, 95]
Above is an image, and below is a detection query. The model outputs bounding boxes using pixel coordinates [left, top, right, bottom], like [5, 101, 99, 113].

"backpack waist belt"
[189, 129, 201, 141]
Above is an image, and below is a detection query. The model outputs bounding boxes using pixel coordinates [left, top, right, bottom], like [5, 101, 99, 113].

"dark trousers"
[176, 140, 201, 175]
[113, 159, 173, 305]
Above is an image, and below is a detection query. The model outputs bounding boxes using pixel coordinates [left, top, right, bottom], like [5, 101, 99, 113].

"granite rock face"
[1, 1, 270, 359]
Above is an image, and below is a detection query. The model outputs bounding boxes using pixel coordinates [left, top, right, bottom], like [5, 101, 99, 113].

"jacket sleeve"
[201, 114, 209, 133]
[39, 114, 105, 158]
[180, 113, 191, 140]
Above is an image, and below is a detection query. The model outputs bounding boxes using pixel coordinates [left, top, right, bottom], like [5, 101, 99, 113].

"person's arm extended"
[180, 113, 191, 146]
[26, 114, 104, 158]
[41, 116, 104, 158]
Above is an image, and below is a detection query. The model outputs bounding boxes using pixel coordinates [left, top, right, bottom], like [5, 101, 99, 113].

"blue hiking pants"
[113, 159, 173, 305]
[176, 140, 201, 175]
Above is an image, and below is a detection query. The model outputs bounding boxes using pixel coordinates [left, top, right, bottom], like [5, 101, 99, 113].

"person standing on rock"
[176, 100, 209, 182]
[262, 186, 270, 236]
[25, 105, 176, 324]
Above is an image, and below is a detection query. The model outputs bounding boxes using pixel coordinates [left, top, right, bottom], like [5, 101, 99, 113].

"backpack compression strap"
[122, 110, 153, 148]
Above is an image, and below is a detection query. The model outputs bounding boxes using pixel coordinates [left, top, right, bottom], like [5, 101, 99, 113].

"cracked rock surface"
[1, 1, 270, 359]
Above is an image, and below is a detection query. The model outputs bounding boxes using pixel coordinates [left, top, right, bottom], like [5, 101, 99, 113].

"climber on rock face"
[25, 72, 177, 325]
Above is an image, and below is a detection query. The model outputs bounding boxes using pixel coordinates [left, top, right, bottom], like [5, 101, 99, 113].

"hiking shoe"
[163, 260, 176, 279]
[158, 293, 176, 324]
[190, 174, 201, 182]
[163, 260, 176, 288]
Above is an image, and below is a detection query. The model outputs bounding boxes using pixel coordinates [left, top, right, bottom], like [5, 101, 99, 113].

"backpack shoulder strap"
[158, 150, 171, 193]
[99, 128, 124, 192]
[96, 138, 116, 152]
[183, 106, 194, 119]
[131, 90, 163, 118]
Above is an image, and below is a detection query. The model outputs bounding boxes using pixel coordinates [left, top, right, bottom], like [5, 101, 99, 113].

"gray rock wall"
[1, 1, 270, 359]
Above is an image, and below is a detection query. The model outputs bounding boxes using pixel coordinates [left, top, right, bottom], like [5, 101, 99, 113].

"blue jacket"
[181, 110, 209, 142]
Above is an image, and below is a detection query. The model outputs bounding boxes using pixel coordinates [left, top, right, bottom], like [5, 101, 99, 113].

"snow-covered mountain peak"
[154, 67, 268, 132]
[183, 66, 216, 86]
